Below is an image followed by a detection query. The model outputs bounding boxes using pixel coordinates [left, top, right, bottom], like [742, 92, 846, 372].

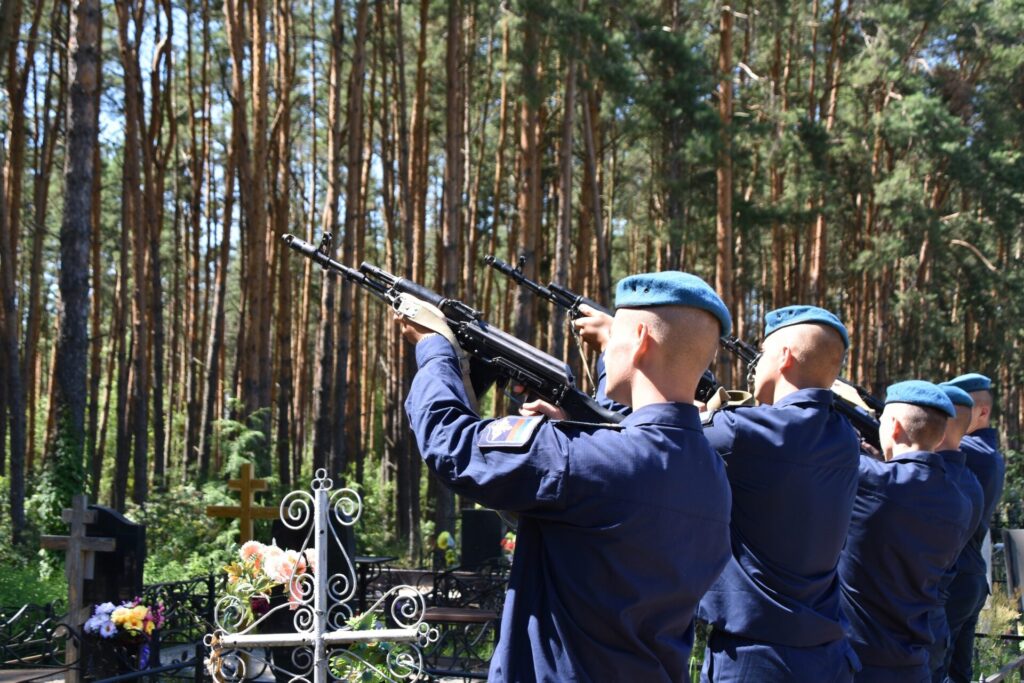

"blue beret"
[615, 271, 732, 335]
[939, 384, 975, 409]
[945, 372, 992, 393]
[885, 380, 955, 418]
[764, 305, 849, 349]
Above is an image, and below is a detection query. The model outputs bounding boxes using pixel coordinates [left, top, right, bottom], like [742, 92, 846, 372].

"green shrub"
[125, 482, 238, 584]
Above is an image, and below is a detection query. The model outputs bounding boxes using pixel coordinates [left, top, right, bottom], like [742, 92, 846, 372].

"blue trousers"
[701, 630, 858, 683]
[855, 663, 930, 683]
[944, 572, 988, 683]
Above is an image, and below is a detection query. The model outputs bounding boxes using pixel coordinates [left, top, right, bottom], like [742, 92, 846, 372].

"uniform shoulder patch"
[478, 415, 546, 449]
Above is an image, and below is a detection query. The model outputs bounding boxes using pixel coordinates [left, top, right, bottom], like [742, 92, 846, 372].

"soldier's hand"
[861, 441, 884, 461]
[520, 398, 568, 421]
[394, 313, 437, 345]
[573, 304, 613, 352]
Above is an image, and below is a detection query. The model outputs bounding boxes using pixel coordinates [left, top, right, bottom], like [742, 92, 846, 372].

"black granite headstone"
[82, 505, 145, 606]
[269, 516, 355, 587]
[266, 514, 356, 682]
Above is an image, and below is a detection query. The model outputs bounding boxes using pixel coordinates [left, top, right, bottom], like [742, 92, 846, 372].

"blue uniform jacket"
[956, 428, 1006, 576]
[927, 449, 984, 670]
[838, 452, 974, 680]
[696, 389, 861, 648]
[404, 335, 733, 683]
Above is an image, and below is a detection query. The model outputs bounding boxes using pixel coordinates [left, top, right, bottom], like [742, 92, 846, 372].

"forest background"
[1, 0, 1023, 585]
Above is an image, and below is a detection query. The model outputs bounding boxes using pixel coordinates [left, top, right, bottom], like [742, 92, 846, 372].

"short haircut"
[972, 390, 994, 408]
[765, 323, 847, 387]
[893, 403, 948, 450]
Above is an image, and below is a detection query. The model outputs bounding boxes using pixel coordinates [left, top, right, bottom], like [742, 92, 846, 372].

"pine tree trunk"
[716, 7, 735, 384]
[512, 6, 541, 342]
[312, 0, 344, 474]
[198, 145, 235, 481]
[551, 57, 575, 358]
[50, 0, 100, 503]
[272, 0, 295, 487]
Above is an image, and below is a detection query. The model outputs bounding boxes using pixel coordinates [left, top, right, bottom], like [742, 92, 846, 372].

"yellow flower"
[111, 607, 131, 625]
[144, 620, 155, 635]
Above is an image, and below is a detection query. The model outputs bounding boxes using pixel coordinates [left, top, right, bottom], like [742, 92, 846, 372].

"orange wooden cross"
[41, 493, 117, 683]
[206, 463, 279, 543]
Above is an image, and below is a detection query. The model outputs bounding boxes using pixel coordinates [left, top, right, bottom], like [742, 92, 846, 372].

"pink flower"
[240, 541, 265, 570]
[303, 549, 317, 575]
[262, 545, 288, 583]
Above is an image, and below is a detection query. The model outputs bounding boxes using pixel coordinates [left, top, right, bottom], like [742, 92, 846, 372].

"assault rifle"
[485, 255, 720, 403]
[718, 333, 882, 450]
[284, 233, 624, 424]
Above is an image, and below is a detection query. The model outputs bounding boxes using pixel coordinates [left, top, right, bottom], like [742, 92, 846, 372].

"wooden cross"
[40, 493, 117, 683]
[206, 463, 279, 543]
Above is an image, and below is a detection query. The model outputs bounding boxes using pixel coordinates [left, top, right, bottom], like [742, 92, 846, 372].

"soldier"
[696, 305, 862, 682]
[941, 373, 1006, 683]
[927, 385, 984, 682]
[838, 380, 974, 682]
[396, 271, 733, 682]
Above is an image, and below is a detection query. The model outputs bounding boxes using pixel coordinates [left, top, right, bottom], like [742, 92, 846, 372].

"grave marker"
[40, 493, 117, 683]
[205, 463, 278, 542]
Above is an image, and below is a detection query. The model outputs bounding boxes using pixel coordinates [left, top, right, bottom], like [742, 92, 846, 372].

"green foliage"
[28, 414, 86, 540]
[347, 459, 403, 560]
[126, 483, 239, 584]
[974, 589, 1024, 677]
[998, 449, 1024, 529]
[0, 478, 64, 607]
[215, 407, 273, 483]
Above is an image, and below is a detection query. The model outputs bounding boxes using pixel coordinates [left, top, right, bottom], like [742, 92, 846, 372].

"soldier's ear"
[777, 345, 796, 372]
[631, 322, 652, 363]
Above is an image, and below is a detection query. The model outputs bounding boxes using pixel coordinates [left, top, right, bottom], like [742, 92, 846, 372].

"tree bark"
[311, 0, 344, 474]
[551, 56, 575, 358]
[512, 3, 542, 342]
[50, 0, 100, 502]
[716, 7, 735, 383]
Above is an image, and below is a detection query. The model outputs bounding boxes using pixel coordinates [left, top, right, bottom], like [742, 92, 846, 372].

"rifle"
[485, 255, 720, 403]
[717, 335, 882, 450]
[284, 233, 624, 424]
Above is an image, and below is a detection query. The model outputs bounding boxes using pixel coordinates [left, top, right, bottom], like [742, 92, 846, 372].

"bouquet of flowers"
[436, 531, 458, 568]
[223, 540, 317, 625]
[500, 531, 516, 563]
[84, 600, 165, 643]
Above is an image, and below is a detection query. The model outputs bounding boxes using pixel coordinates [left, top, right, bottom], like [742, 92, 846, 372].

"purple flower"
[99, 621, 117, 639]
[84, 615, 103, 634]
[96, 602, 116, 615]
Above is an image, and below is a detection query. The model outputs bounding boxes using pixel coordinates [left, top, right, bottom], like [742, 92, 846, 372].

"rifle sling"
[395, 293, 479, 413]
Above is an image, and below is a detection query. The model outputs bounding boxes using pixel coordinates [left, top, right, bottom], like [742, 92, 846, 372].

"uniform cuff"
[415, 334, 458, 367]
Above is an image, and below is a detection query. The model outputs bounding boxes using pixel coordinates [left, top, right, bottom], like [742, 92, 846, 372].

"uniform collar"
[622, 402, 703, 431]
[891, 449, 945, 470]
[968, 427, 999, 447]
[771, 387, 836, 409]
[936, 448, 967, 468]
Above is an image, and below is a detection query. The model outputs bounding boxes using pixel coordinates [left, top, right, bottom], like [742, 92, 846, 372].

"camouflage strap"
[395, 293, 479, 412]
[831, 380, 873, 415]
[703, 386, 756, 414]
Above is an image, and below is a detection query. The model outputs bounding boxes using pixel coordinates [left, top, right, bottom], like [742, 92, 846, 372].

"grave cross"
[206, 463, 278, 543]
[40, 493, 117, 683]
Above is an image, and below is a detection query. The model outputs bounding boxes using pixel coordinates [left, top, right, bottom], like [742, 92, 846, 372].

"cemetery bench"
[354, 555, 398, 613]
[0, 602, 72, 676]
[420, 559, 509, 680]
